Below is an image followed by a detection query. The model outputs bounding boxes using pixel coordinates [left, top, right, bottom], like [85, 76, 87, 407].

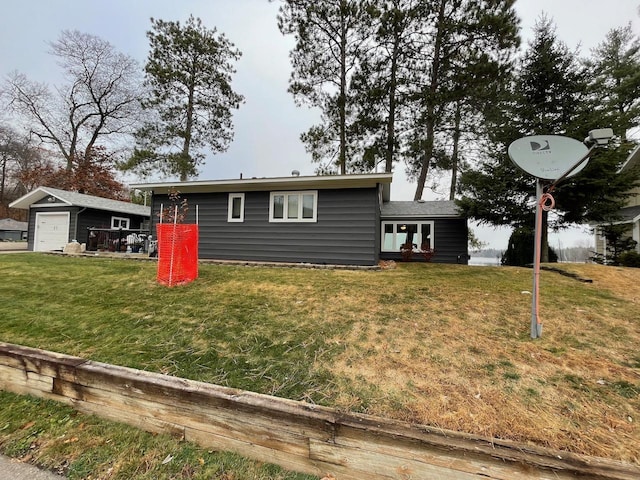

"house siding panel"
[151, 188, 379, 265]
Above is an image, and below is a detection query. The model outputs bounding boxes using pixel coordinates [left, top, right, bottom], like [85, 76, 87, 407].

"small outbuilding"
[9, 186, 151, 252]
[131, 173, 468, 266]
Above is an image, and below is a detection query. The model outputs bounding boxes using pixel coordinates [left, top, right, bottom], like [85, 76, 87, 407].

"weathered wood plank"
[0, 364, 54, 396]
[2, 343, 640, 480]
[185, 426, 326, 478]
[0, 342, 87, 379]
[336, 418, 640, 480]
[79, 361, 336, 418]
[52, 376, 317, 458]
[311, 437, 491, 480]
[66, 394, 186, 440]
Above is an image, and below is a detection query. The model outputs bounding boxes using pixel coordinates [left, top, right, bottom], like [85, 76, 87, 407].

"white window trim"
[269, 191, 318, 223]
[111, 216, 130, 229]
[381, 221, 434, 252]
[227, 193, 245, 222]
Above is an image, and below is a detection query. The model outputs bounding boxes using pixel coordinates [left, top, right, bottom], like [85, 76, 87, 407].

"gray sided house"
[593, 145, 640, 258]
[9, 187, 151, 252]
[0, 218, 28, 241]
[132, 174, 468, 266]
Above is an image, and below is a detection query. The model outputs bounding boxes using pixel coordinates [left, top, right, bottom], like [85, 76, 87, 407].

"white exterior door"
[34, 212, 70, 251]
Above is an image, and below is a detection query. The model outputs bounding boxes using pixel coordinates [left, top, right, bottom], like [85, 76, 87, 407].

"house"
[380, 200, 468, 264]
[0, 218, 28, 241]
[9, 186, 151, 252]
[131, 173, 468, 266]
[593, 145, 640, 258]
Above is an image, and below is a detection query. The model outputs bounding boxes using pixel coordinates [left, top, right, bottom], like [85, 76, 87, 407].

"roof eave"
[9, 187, 71, 210]
[9, 186, 150, 217]
[619, 144, 640, 173]
[130, 173, 394, 194]
[381, 214, 461, 219]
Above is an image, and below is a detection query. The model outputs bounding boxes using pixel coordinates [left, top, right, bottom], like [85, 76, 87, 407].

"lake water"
[468, 256, 502, 266]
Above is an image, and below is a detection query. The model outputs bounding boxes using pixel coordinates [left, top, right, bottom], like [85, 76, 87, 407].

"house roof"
[619, 144, 640, 173]
[9, 186, 151, 217]
[615, 205, 640, 223]
[0, 218, 28, 231]
[381, 200, 462, 218]
[130, 173, 394, 202]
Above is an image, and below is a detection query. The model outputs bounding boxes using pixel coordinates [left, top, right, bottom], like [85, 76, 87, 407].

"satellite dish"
[508, 135, 590, 180]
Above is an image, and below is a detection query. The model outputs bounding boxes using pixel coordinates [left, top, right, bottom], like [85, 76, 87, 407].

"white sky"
[1, 0, 638, 249]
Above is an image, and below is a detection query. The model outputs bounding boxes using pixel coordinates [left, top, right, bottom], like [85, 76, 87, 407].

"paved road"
[0, 455, 66, 480]
[0, 242, 28, 252]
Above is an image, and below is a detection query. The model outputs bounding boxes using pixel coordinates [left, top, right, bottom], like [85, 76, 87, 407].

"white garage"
[34, 212, 70, 252]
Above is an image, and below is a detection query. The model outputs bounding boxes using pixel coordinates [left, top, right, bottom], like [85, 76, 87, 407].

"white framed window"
[381, 221, 434, 252]
[111, 216, 130, 229]
[228, 193, 245, 222]
[269, 191, 317, 222]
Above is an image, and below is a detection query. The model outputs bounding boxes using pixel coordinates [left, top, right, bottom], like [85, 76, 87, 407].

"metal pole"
[547, 144, 596, 192]
[530, 144, 595, 338]
[531, 179, 543, 339]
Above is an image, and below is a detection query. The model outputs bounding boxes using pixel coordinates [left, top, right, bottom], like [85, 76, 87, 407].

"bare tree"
[0, 124, 44, 217]
[3, 30, 142, 172]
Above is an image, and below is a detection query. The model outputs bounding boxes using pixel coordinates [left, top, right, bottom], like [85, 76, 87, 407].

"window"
[228, 193, 245, 222]
[111, 216, 130, 229]
[269, 191, 317, 222]
[381, 222, 434, 252]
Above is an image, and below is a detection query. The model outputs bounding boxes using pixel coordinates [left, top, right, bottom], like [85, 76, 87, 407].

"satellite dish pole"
[508, 129, 613, 339]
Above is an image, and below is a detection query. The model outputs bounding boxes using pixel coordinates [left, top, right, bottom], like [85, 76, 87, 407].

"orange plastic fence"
[156, 224, 199, 286]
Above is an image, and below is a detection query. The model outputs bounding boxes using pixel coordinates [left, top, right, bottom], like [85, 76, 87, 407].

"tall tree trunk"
[414, 117, 434, 200]
[414, 0, 445, 200]
[449, 101, 462, 200]
[181, 76, 196, 182]
[0, 154, 6, 204]
[385, 32, 400, 174]
[338, 6, 347, 175]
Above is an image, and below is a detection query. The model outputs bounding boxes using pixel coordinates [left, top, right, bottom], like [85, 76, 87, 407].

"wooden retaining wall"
[1, 342, 638, 480]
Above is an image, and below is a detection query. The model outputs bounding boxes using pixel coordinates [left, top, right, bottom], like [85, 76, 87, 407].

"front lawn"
[0, 254, 638, 477]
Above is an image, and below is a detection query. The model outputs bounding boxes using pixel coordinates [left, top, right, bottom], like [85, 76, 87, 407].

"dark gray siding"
[379, 217, 469, 264]
[151, 188, 380, 265]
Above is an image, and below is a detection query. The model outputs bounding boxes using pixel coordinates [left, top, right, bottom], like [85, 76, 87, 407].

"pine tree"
[409, 0, 520, 200]
[458, 17, 639, 259]
[123, 16, 244, 181]
[277, 0, 373, 174]
[584, 24, 640, 144]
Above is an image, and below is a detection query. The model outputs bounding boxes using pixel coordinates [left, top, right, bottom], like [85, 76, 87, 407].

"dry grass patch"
[323, 264, 640, 463]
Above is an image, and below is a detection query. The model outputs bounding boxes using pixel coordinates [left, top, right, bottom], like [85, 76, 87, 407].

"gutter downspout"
[74, 207, 87, 242]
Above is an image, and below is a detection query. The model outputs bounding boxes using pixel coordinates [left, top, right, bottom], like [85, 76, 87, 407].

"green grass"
[1, 253, 640, 474]
[0, 391, 310, 480]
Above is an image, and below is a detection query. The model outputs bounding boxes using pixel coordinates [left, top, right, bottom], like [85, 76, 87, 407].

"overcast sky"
[1, 0, 638, 248]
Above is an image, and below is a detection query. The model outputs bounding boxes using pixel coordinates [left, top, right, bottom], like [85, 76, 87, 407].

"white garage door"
[34, 212, 70, 252]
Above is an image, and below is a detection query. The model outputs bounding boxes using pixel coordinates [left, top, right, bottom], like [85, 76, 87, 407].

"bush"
[619, 251, 640, 268]
[502, 227, 557, 266]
